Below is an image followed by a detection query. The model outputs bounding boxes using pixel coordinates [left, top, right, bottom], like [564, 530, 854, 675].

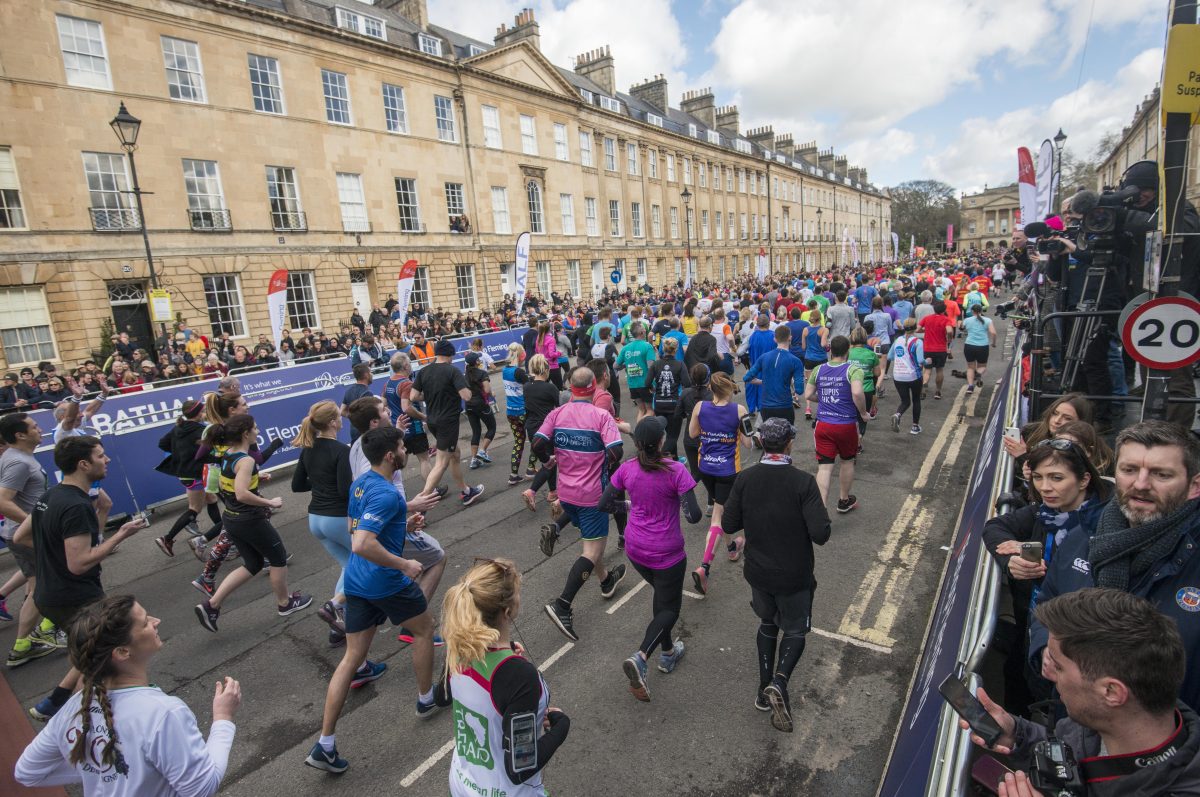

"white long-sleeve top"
[15, 686, 236, 797]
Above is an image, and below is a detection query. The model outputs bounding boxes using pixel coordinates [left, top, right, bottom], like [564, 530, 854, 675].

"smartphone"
[739, 414, 756, 437]
[1020, 541, 1044, 563]
[133, 510, 151, 527]
[1003, 426, 1022, 443]
[938, 673, 1004, 748]
[971, 755, 1014, 794]
[508, 711, 538, 773]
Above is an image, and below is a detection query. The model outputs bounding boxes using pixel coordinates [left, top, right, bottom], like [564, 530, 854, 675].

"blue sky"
[427, 0, 1171, 193]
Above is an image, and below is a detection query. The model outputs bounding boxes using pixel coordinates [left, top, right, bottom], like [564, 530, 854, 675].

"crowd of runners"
[4, 254, 1022, 795]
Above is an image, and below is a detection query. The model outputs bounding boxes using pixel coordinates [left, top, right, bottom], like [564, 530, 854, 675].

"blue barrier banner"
[877, 359, 1013, 796]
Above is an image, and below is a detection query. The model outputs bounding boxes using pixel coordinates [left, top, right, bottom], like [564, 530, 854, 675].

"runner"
[535, 321, 563, 391]
[152, 399, 208, 557]
[15, 595, 241, 795]
[803, 335, 869, 511]
[443, 558, 570, 797]
[711, 308, 737, 375]
[463, 351, 496, 470]
[535, 368, 627, 641]
[962, 303, 997, 392]
[614, 323, 656, 423]
[413, 340, 485, 507]
[744, 325, 805, 426]
[381, 352, 432, 482]
[847, 328, 881, 452]
[647, 338, 690, 459]
[519, 355, 562, 515]
[917, 300, 956, 400]
[798, 308, 829, 421]
[688, 372, 749, 596]
[501, 343, 535, 486]
[193, 415, 312, 633]
[741, 314, 776, 415]
[679, 364, 714, 514]
[290, 400, 353, 647]
[888, 319, 926, 435]
[304, 426, 441, 774]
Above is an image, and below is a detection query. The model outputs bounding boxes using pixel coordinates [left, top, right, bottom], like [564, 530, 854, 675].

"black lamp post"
[1053, 128, 1068, 214]
[681, 186, 693, 286]
[815, 207, 823, 269]
[110, 102, 168, 347]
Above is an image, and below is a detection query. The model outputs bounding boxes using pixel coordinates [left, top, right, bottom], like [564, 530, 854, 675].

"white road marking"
[400, 640, 575, 788]
[606, 579, 647, 614]
[683, 589, 704, 600]
[809, 626, 892, 654]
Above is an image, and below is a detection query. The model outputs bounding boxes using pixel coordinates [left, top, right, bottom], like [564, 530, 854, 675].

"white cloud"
[843, 128, 917, 169]
[924, 47, 1162, 194]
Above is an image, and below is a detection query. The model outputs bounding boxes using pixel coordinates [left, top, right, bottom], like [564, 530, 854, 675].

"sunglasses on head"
[1036, 438, 1082, 453]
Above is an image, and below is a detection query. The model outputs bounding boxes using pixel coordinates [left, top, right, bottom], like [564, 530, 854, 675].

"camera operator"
[965, 588, 1200, 796]
[1004, 228, 1033, 278]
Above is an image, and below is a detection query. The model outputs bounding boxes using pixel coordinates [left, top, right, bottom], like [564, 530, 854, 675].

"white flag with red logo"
[266, 269, 289, 351]
[395, 259, 419, 330]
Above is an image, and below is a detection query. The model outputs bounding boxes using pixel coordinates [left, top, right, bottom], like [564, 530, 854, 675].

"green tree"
[888, 180, 962, 252]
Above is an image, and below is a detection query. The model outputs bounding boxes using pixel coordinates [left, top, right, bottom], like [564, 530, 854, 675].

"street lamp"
[815, 207, 823, 270]
[681, 186, 693, 287]
[1053, 128, 1068, 214]
[110, 102, 168, 349]
[870, 219, 876, 265]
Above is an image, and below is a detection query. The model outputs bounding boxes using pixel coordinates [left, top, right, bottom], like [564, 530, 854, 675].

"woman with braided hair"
[16, 595, 242, 795]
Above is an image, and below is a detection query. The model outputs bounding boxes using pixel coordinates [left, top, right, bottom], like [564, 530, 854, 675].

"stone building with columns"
[0, 0, 889, 370]
[958, 184, 1020, 252]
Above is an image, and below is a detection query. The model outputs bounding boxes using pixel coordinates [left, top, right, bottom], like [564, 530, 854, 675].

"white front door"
[591, 260, 603, 298]
[349, 270, 372, 314]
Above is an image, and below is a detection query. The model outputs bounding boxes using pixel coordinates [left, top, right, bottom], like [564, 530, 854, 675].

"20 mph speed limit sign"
[1121, 296, 1200, 370]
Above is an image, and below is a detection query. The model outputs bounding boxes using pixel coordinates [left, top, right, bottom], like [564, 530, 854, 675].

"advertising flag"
[947, 224, 954, 249]
[1035, 138, 1055, 219]
[1017, 147, 1037, 226]
[841, 227, 850, 266]
[513, 231, 531, 308]
[892, 232, 900, 262]
[266, 269, 289, 352]
[394, 259, 419, 330]
[755, 248, 768, 281]
[850, 238, 860, 265]
[909, 234, 915, 259]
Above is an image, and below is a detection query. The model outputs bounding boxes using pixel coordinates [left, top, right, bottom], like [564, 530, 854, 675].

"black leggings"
[631, 557, 686, 655]
[894, 379, 922, 425]
[222, 513, 288, 575]
[656, 410, 683, 458]
[465, 407, 496, 446]
[683, 443, 709, 504]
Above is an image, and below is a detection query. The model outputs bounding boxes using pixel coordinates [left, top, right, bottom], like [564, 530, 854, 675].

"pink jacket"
[537, 333, 559, 363]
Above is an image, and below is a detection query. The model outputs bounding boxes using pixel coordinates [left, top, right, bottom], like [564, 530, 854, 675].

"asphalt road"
[2, 323, 1011, 797]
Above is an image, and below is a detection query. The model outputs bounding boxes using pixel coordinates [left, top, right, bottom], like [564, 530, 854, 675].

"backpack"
[652, 362, 681, 413]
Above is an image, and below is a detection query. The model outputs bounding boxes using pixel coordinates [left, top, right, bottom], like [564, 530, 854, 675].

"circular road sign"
[610, 269, 622, 284]
[1120, 296, 1200, 370]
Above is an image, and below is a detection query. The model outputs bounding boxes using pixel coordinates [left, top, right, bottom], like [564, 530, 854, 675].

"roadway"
[2, 325, 1010, 797]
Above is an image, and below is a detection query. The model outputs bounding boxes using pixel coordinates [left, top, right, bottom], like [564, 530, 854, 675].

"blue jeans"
[308, 513, 351, 596]
[1108, 338, 1128, 397]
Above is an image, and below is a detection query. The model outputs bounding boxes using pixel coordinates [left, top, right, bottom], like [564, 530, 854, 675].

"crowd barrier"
[876, 335, 1021, 796]
[19, 326, 529, 520]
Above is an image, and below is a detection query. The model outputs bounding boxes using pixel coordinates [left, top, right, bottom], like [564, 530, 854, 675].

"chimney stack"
[629, 75, 668, 113]
[680, 88, 716, 129]
[494, 8, 540, 51]
[378, 0, 427, 30]
[834, 155, 848, 178]
[818, 149, 836, 172]
[715, 105, 739, 137]
[746, 126, 775, 150]
[796, 141, 819, 162]
[573, 46, 615, 96]
[774, 134, 795, 159]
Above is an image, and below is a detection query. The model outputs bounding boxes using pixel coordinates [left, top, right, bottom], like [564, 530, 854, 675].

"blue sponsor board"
[877, 357, 1012, 796]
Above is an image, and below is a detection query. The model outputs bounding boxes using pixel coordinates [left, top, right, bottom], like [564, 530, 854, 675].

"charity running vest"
[697, 401, 739, 477]
[814, 362, 858, 426]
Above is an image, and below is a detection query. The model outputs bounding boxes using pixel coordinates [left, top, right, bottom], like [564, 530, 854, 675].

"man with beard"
[1028, 420, 1200, 710]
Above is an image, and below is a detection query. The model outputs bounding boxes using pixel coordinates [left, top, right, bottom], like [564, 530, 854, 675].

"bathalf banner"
[22, 326, 528, 519]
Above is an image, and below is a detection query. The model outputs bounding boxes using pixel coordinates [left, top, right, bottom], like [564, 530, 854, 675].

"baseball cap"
[758, 417, 797, 448]
[434, 340, 456, 357]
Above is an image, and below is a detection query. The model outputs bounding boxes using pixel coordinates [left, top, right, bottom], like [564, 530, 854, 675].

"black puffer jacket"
[155, 420, 207, 480]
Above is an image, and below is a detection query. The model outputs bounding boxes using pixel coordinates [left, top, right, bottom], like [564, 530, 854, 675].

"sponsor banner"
[514, 231, 531, 307]
[892, 232, 900, 262]
[394, 259, 419, 330]
[946, 224, 954, 249]
[267, 269, 289, 352]
[1017, 147, 1036, 227]
[877, 350, 1015, 796]
[1035, 138, 1055, 220]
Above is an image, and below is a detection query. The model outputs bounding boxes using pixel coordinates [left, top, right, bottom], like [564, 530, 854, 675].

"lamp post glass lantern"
[1053, 128, 1067, 214]
[681, 187, 693, 286]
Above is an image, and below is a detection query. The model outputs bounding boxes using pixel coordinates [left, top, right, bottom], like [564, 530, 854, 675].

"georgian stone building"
[1097, 85, 1200, 208]
[0, 0, 889, 369]
[958, 184, 1020, 252]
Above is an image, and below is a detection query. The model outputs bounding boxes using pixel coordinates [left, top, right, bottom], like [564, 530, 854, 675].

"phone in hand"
[938, 673, 1004, 748]
[1020, 541, 1044, 563]
[1003, 426, 1022, 443]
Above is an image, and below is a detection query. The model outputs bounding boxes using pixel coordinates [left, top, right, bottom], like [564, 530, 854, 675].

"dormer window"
[598, 95, 621, 112]
[335, 7, 385, 40]
[646, 113, 663, 127]
[468, 44, 486, 56]
[418, 33, 442, 56]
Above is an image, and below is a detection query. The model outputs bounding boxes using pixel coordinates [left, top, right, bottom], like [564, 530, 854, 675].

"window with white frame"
[726, 167, 733, 192]
[566, 260, 581, 296]
[83, 151, 134, 226]
[760, 174, 768, 196]
[248, 53, 284, 114]
[637, 258, 647, 282]
[650, 205, 662, 238]
[455, 264, 477, 310]
[734, 139, 752, 154]
[419, 34, 443, 56]
[56, 15, 111, 90]
[627, 142, 638, 175]
[707, 130, 721, 146]
[631, 202, 642, 237]
[608, 200, 622, 237]
[669, 206, 679, 238]
[715, 211, 723, 240]
[412, 266, 431, 310]
[728, 212, 734, 239]
[699, 162, 707, 188]
[701, 209, 709, 239]
[740, 212, 748, 238]
[285, 271, 321, 329]
[519, 114, 538, 155]
[603, 137, 616, 171]
[394, 177, 421, 232]
[182, 158, 227, 228]
[527, 181, 545, 234]
[553, 123, 569, 161]
[719, 256, 726, 281]
[161, 37, 206, 102]
[535, 261, 551, 297]
[444, 182, 466, 227]
[752, 214, 758, 239]
[202, 275, 248, 338]
[265, 165, 303, 230]
[382, 83, 408, 133]
[480, 105, 502, 148]
[598, 95, 621, 112]
[468, 44, 486, 56]
[579, 130, 593, 167]
[559, 194, 575, 235]
[686, 207, 694, 240]
[749, 171, 756, 194]
[738, 169, 746, 192]
[584, 197, 598, 236]
[321, 69, 352, 125]
[491, 186, 511, 234]
[0, 148, 27, 229]
[688, 123, 698, 138]
[674, 257, 682, 281]
[647, 113, 663, 127]
[666, 153, 675, 182]
[434, 95, 457, 142]
[648, 149, 658, 179]
[335, 6, 385, 39]
[579, 89, 594, 104]
[0, 287, 56, 365]
[683, 158, 692, 185]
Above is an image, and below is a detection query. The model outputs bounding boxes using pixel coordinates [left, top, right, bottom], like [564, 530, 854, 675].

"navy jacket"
[1029, 504, 1200, 711]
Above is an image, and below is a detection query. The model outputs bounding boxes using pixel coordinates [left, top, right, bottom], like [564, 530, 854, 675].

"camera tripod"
[1058, 266, 1108, 392]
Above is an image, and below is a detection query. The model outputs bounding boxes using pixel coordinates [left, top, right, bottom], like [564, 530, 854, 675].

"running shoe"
[754, 691, 771, 712]
[317, 601, 345, 634]
[304, 742, 349, 774]
[522, 489, 537, 512]
[189, 537, 208, 561]
[549, 499, 564, 522]
[617, 533, 625, 551]
[469, 457, 481, 470]
[544, 601, 578, 641]
[278, 592, 313, 616]
[433, 485, 450, 501]
[461, 485, 485, 506]
[891, 413, 901, 433]
[185, 520, 202, 537]
[476, 450, 493, 464]
[934, 391, 942, 400]
[154, 535, 175, 557]
[623, 654, 651, 702]
[728, 536, 745, 562]
[764, 679, 793, 733]
[396, 629, 446, 647]
[691, 566, 709, 596]
[525, 466, 538, 478]
[539, 523, 559, 557]
[507, 473, 526, 486]
[910, 424, 922, 435]
[705, 503, 714, 517]
[976, 377, 983, 387]
[856, 443, 864, 455]
[805, 410, 813, 421]
[195, 600, 220, 632]
[837, 495, 859, 514]
[6, 642, 56, 668]
[0, 599, 11, 622]
[966, 384, 975, 394]
[869, 406, 879, 419]
[350, 660, 387, 689]
[416, 694, 443, 719]
[191, 576, 215, 598]
[658, 640, 686, 674]
[28, 697, 59, 722]
[599, 564, 626, 599]
[328, 628, 346, 648]
[30, 625, 66, 649]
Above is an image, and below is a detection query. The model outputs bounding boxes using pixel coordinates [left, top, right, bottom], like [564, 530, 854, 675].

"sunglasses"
[1036, 438, 1082, 453]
